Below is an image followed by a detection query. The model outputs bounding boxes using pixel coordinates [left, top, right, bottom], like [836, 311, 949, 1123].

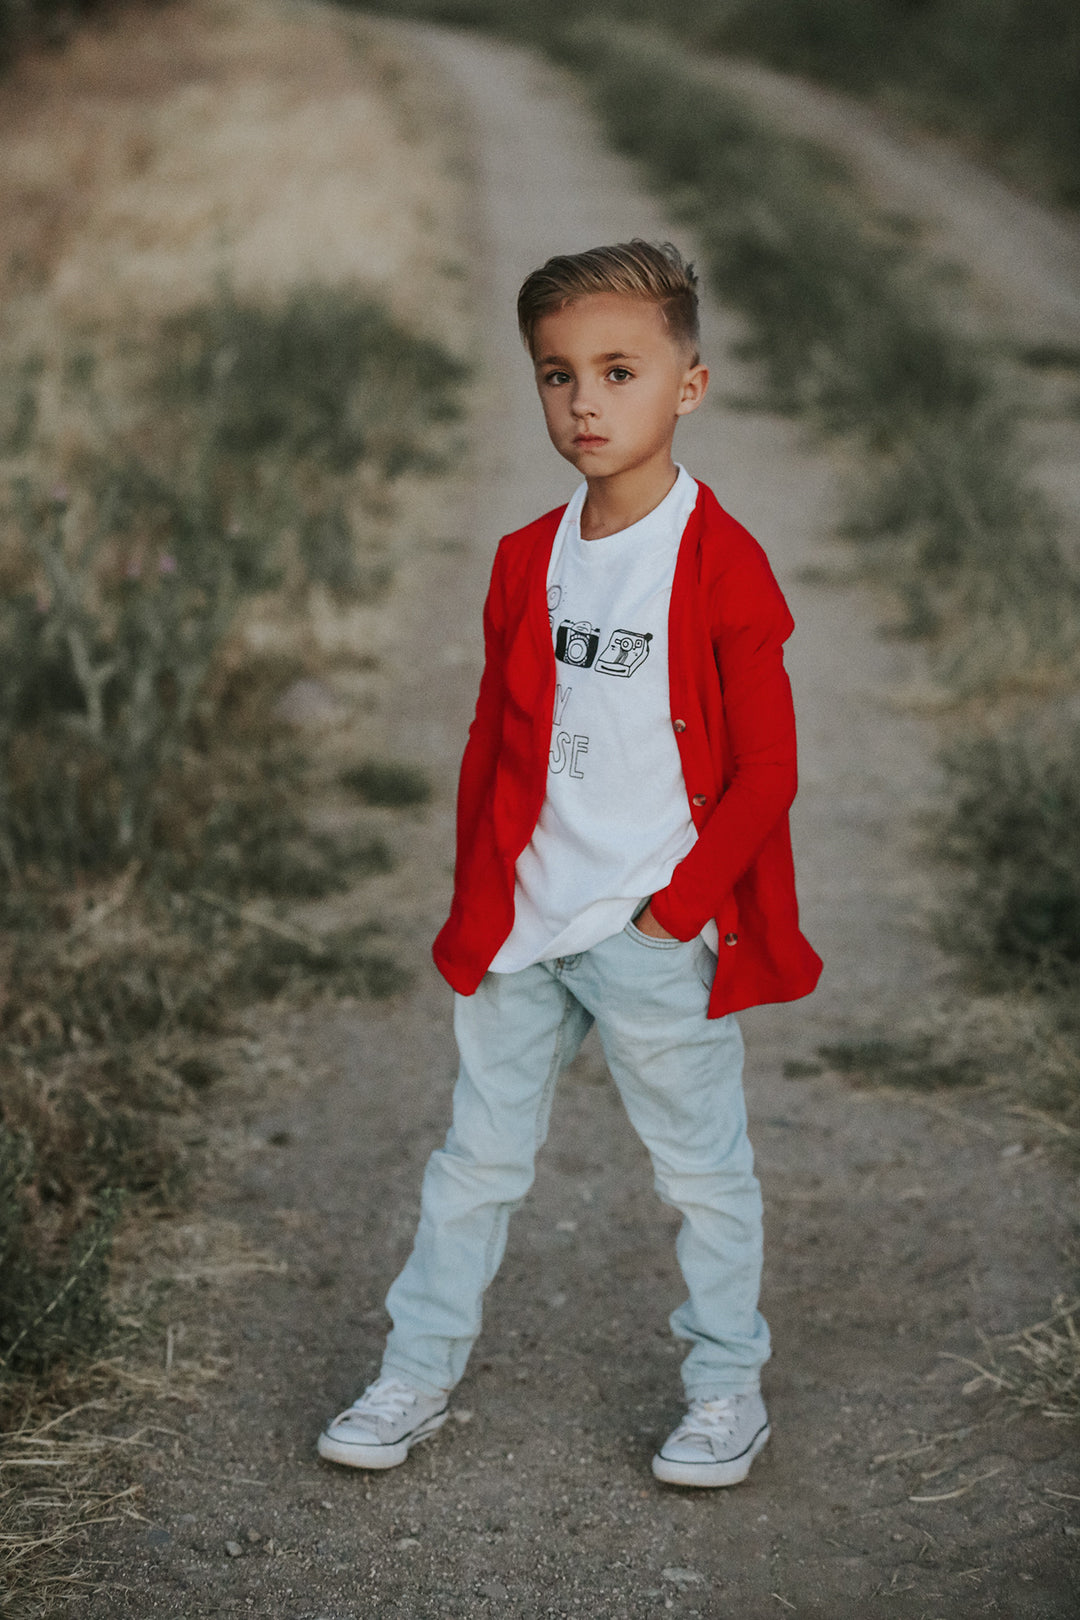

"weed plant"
[1, 285, 462, 880]
[0, 1126, 122, 1378]
[0, 470, 268, 877]
[817, 1036, 982, 1091]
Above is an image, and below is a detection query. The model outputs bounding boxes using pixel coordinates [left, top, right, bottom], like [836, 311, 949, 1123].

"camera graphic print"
[555, 621, 652, 676]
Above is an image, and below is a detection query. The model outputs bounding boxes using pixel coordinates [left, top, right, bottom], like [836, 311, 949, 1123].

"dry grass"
[944, 1298, 1080, 1421]
[0, 1214, 280, 1609]
[1, 1388, 198, 1611]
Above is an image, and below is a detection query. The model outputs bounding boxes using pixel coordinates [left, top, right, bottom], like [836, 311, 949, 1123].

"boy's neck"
[579, 458, 679, 541]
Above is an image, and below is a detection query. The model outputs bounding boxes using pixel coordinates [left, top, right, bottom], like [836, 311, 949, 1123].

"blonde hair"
[517, 239, 699, 360]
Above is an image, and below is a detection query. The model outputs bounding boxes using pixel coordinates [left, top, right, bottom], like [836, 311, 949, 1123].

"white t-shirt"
[490, 466, 704, 972]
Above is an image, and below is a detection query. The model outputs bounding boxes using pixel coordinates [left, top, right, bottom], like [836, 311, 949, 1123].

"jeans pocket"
[694, 938, 719, 992]
[623, 917, 684, 950]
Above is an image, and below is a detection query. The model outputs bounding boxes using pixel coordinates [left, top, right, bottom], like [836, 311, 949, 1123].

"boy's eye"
[607, 366, 633, 382]
[543, 369, 571, 386]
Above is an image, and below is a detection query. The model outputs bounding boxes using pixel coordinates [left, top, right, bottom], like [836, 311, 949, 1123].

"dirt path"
[81, 20, 1078, 1620]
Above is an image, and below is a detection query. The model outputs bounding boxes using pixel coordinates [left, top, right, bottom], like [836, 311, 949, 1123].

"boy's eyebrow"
[533, 349, 642, 367]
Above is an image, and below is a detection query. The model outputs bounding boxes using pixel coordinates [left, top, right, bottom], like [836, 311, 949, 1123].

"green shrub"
[185, 796, 393, 900]
[161, 285, 466, 478]
[0, 1126, 122, 1379]
[817, 1036, 981, 1090]
[714, 0, 1080, 206]
[221, 921, 410, 1004]
[299, 503, 392, 603]
[340, 759, 432, 807]
[933, 726, 1080, 985]
[0, 472, 270, 876]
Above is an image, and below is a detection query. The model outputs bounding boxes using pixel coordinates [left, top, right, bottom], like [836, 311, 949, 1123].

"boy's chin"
[557, 444, 615, 476]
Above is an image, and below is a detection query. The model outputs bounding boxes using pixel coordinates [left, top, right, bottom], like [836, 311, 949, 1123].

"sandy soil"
[9, 9, 1075, 1617]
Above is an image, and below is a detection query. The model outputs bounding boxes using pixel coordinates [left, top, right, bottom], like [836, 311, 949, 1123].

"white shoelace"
[672, 1395, 740, 1443]
[343, 1378, 417, 1423]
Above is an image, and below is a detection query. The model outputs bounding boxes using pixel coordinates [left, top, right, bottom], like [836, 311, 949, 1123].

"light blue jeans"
[381, 918, 770, 1401]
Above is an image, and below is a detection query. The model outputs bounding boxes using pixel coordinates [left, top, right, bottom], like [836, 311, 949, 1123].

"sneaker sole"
[317, 1408, 448, 1470]
[651, 1422, 770, 1488]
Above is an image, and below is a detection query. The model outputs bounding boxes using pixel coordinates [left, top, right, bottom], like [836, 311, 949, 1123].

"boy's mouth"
[573, 433, 608, 448]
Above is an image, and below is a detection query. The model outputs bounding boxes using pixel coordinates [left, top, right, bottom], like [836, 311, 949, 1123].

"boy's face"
[531, 293, 707, 482]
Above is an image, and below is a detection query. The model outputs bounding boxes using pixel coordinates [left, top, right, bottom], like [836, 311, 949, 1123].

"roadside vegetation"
[704, 0, 1080, 208]
[562, 13, 1080, 1419]
[0, 276, 461, 1600]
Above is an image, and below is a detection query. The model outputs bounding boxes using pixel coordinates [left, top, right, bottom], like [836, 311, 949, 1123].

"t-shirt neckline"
[567, 465, 694, 557]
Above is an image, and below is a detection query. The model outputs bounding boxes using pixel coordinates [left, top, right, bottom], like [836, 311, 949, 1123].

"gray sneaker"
[317, 1377, 448, 1470]
[651, 1391, 770, 1487]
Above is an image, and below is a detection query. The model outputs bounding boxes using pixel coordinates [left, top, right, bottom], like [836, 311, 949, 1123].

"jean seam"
[624, 920, 683, 950]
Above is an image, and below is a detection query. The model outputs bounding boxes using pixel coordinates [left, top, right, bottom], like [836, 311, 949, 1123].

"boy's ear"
[675, 361, 709, 417]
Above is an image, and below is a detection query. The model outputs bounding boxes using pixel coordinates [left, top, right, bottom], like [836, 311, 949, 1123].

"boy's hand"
[634, 902, 676, 940]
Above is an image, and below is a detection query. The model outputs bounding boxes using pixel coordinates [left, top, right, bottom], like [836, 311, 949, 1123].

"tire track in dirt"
[83, 21, 1079, 1619]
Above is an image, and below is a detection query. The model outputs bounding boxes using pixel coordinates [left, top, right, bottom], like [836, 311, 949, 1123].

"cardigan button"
[692, 794, 708, 807]
[672, 718, 687, 733]
[724, 932, 738, 947]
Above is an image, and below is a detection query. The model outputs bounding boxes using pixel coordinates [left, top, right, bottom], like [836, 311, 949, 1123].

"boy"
[318, 241, 821, 1488]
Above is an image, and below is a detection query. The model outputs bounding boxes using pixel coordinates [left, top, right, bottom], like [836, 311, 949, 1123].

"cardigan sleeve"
[648, 544, 798, 940]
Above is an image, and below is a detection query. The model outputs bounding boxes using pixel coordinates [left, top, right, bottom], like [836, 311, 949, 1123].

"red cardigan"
[433, 480, 823, 1017]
